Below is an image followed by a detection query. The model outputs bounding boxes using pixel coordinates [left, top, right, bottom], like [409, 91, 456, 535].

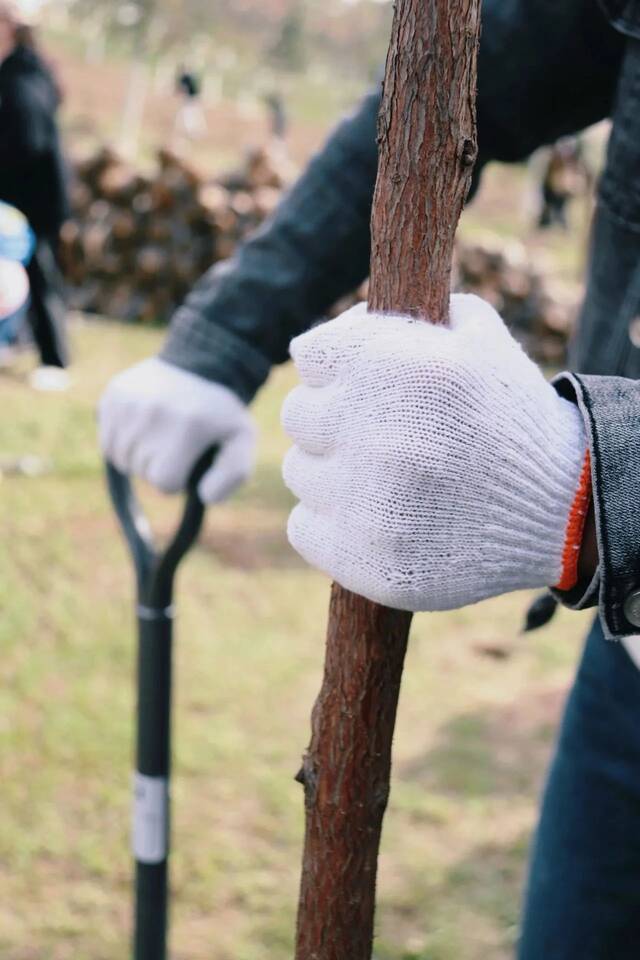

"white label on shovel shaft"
[132, 772, 168, 864]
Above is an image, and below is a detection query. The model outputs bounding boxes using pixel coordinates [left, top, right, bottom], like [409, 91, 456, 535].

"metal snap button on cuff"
[623, 589, 640, 627]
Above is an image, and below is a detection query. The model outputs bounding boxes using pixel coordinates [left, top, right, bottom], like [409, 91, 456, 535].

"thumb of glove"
[197, 428, 257, 504]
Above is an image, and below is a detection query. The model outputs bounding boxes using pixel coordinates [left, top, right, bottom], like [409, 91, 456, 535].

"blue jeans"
[0, 303, 26, 346]
[519, 619, 640, 958]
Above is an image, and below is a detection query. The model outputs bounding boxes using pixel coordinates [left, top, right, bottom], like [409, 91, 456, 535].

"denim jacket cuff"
[552, 371, 640, 640]
[551, 566, 601, 613]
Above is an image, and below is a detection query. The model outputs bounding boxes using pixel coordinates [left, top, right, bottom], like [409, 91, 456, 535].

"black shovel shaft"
[137, 613, 173, 776]
[131, 607, 173, 960]
[106, 449, 214, 960]
[134, 610, 172, 960]
[135, 862, 168, 960]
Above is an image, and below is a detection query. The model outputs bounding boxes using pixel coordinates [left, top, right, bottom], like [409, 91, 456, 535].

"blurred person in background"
[264, 91, 287, 142]
[100, 0, 640, 956]
[0, 198, 34, 363]
[538, 137, 592, 230]
[0, 0, 70, 389]
[0, 237, 53, 476]
[172, 65, 207, 152]
[0, 255, 29, 356]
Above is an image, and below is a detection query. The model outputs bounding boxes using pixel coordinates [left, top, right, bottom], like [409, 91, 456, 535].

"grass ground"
[0, 319, 593, 959]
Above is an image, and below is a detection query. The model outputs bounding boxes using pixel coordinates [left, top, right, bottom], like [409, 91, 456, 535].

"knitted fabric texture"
[99, 357, 256, 504]
[282, 295, 587, 612]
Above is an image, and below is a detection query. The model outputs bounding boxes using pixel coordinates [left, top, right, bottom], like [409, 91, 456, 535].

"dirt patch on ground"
[401, 685, 567, 800]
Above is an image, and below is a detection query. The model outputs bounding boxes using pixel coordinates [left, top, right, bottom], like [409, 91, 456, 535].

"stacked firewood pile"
[60, 147, 578, 364]
[59, 144, 295, 323]
[454, 239, 578, 365]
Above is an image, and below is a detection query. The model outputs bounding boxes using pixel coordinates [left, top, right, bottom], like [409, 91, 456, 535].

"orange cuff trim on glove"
[554, 449, 592, 593]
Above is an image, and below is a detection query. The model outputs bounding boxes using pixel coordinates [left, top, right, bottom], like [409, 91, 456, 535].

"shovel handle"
[105, 447, 216, 608]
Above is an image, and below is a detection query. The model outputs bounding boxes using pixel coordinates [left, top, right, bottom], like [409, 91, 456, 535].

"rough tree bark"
[294, 3, 481, 959]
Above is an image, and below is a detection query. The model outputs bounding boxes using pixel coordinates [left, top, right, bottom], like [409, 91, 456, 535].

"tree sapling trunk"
[294, 2, 481, 958]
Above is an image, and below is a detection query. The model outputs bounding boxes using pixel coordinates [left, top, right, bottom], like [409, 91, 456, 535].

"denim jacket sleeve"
[161, 88, 380, 402]
[552, 372, 640, 640]
[162, 0, 623, 403]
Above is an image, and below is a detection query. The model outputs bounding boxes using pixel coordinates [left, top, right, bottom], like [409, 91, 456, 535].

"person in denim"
[0, 201, 33, 356]
[0, 256, 28, 349]
[100, 1, 640, 954]
[0, 3, 69, 372]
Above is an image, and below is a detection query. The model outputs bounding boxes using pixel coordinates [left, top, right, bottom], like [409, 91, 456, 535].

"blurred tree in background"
[267, 3, 307, 73]
[54, 0, 391, 81]
[43, 0, 391, 160]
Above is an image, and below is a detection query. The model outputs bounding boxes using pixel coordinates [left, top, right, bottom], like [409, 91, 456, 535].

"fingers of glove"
[287, 505, 389, 605]
[98, 387, 129, 462]
[282, 446, 337, 513]
[101, 401, 194, 490]
[281, 383, 341, 453]
[98, 365, 159, 467]
[144, 447, 193, 494]
[449, 293, 510, 341]
[289, 302, 370, 386]
[102, 408, 149, 476]
[197, 428, 256, 504]
[127, 438, 158, 483]
[97, 404, 115, 462]
[287, 502, 338, 577]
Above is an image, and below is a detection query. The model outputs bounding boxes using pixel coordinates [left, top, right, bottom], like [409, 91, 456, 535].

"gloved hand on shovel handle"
[282, 295, 594, 612]
[99, 358, 257, 504]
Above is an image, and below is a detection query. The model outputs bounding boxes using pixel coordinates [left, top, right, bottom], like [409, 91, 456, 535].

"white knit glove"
[282, 295, 588, 611]
[99, 358, 256, 503]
